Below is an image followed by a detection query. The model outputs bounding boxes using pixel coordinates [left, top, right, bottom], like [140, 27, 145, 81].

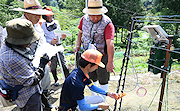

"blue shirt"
[41, 20, 61, 44]
[0, 44, 41, 108]
[60, 67, 91, 109]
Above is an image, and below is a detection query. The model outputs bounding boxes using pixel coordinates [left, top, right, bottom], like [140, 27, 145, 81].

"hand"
[47, 61, 51, 66]
[61, 34, 66, 39]
[73, 46, 80, 53]
[106, 62, 116, 76]
[51, 38, 57, 45]
[39, 53, 49, 69]
[107, 92, 119, 99]
[107, 92, 126, 100]
[98, 102, 109, 110]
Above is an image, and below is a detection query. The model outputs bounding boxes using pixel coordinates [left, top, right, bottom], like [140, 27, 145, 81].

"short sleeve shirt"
[78, 16, 115, 40]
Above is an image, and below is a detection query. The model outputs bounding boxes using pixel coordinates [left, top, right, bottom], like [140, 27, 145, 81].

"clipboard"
[32, 43, 64, 68]
[54, 30, 72, 36]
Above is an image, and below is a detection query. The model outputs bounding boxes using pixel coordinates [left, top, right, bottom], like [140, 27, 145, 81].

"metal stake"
[158, 36, 173, 111]
[56, 45, 65, 79]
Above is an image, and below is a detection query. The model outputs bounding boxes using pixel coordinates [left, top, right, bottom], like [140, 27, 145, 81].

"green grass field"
[55, 47, 180, 79]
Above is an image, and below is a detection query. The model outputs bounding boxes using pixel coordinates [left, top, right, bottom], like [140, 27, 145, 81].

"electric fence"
[126, 15, 180, 111]
[113, 14, 136, 111]
[113, 15, 180, 110]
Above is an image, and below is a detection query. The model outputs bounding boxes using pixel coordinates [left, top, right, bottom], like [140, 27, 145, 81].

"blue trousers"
[20, 92, 42, 111]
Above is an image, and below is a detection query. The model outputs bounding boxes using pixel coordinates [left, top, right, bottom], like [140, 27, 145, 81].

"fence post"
[158, 35, 173, 111]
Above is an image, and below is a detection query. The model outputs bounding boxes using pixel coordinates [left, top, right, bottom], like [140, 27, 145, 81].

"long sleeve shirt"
[41, 20, 62, 44]
[0, 45, 41, 108]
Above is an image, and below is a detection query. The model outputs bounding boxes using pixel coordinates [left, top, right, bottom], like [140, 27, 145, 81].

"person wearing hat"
[0, 19, 49, 111]
[12, 0, 54, 110]
[41, 6, 70, 86]
[74, 0, 115, 101]
[59, 49, 120, 111]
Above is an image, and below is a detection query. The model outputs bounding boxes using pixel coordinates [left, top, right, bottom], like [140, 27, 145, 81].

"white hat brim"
[13, 8, 52, 15]
[96, 62, 105, 68]
[83, 6, 108, 15]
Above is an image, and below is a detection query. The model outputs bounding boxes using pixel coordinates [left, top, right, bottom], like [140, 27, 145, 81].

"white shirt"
[20, 15, 47, 46]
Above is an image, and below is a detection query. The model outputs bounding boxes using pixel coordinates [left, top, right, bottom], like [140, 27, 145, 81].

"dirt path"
[1, 70, 180, 111]
[42, 71, 180, 111]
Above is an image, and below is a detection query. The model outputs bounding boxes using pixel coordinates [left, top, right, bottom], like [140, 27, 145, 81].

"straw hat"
[83, 0, 108, 15]
[5, 19, 40, 45]
[13, 0, 51, 15]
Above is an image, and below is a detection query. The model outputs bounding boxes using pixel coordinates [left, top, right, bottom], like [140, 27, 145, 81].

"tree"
[42, 0, 50, 6]
[56, 0, 66, 10]
[56, 0, 84, 17]
[152, 0, 180, 35]
[50, 0, 58, 7]
[0, 0, 23, 27]
[103, 0, 144, 29]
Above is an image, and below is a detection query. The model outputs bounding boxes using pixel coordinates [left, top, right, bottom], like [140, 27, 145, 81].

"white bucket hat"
[83, 0, 108, 15]
[13, 0, 51, 15]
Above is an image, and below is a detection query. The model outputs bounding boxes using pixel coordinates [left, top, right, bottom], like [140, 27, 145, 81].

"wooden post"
[158, 36, 173, 111]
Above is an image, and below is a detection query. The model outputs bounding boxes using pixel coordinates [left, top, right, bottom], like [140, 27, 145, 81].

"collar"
[46, 19, 55, 27]
[12, 46, 34, 60]
[77, 67, 90, 83]
[77, 67, 87, 78]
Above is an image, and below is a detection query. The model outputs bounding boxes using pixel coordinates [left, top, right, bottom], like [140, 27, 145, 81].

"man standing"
[41, 7, 69, 85]
[0, 18, 49, 111]
[12, 0, 54, 110]
[74, 0, 115, 101]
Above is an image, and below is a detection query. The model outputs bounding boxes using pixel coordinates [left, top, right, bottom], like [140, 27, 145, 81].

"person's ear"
[86, 63, 91, 68]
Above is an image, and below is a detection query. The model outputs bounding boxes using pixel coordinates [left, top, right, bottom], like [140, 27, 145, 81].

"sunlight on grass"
[56, 48, 180, 79]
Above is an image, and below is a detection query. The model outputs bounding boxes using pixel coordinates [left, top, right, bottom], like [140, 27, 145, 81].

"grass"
[55, 45, 180, 79]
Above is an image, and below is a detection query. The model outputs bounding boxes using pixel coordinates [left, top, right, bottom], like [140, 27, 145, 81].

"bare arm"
[106, 39, 115, 75]
[74, 30, 82, 52]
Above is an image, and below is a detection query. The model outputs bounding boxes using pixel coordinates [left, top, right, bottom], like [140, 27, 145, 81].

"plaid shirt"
[0, 45, 41, 108]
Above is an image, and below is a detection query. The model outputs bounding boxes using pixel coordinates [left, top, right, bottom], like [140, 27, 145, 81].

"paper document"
[54, 30, 72, 36]
[32, 43, 64, 68]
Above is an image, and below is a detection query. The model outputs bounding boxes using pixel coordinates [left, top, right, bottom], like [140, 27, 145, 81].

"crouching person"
[0, 19, 49, 111]
[58, 49, 120, 111]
